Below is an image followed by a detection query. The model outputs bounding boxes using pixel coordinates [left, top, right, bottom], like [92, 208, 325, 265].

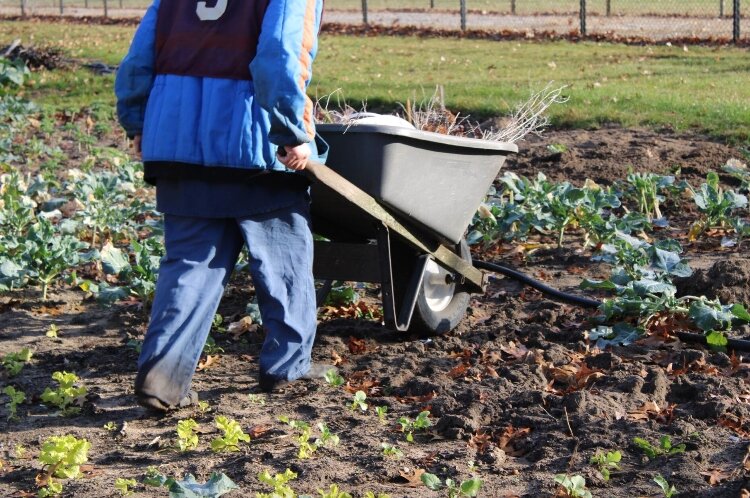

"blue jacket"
[115, 0, 326, 173]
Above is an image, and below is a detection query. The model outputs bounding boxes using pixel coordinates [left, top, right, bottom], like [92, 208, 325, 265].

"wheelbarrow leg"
[377, 225, 430, 331]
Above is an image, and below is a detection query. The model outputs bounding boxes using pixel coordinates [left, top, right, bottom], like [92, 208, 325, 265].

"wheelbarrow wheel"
[409, 240, 472, 336]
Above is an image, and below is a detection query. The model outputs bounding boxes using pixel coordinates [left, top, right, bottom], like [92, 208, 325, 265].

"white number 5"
[196, 0, 227, 20]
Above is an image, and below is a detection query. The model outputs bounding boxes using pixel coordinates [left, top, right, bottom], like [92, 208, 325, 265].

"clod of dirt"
[676, 256, 750, 306]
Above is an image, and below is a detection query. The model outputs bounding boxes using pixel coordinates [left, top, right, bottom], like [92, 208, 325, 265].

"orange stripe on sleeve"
[298, 0, 317, 140]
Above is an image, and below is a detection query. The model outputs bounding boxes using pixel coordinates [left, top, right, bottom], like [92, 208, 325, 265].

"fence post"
[430, 0, 434, 8]
[20, 0, 26, 16]
[362, 0, 368, 25]
[733, 0, 740, 42]
[720, 0, 724, 17]
[460, 0, 466, 30]
[104, 0, 108, 17]
[579, 0, 587, 35]
[511, 0, 516, 15]
[59, 0, 63, 15]
[606, 0, 611, 16]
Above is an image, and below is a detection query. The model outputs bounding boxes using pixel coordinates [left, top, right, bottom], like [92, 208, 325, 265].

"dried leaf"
[395, 392, 436, 404]
[196, 355, 220, 371]
[447, 363, 470, 378]
[227, 317, 257, 339]
[468, 431, 493, 454]
[497, 425, 531, 457]
[700, 468, 731, 485]
[347, 336, 368, 354]
[331, 350, 344, 366]
[398, 468, 426, 487]
[248, 425, 272, 439]
[500, 341, 529, 361]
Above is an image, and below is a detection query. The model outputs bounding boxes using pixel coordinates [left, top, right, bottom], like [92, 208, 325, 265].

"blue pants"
[134, 203, 316, 405]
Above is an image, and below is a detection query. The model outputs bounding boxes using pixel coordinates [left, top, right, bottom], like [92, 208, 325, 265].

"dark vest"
[155, 0, 270, 81]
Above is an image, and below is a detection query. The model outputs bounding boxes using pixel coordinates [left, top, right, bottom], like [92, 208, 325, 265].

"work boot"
[137, 390, 199, 413]
[258, 363, 338, 393]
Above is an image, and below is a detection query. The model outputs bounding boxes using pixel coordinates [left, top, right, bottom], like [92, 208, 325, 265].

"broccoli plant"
[421, 473, 482, 498]
[689, 172, 748, 240]
[633, 436, 685, 459]
[554, 474, 591, 498]
[350, 391, 368, 412]
[40, 371, 87, 416]
[397, 410, 431, 442]
[590, 450, 621, 481]
[257, 468, 298, 498]
[114, 477, 138, 496]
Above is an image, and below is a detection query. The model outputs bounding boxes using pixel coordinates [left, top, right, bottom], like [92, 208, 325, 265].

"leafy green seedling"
[248, 393, 266, 405]
[212, 313, 227, 333]
[375, 406, 388, 422]
[103, 421, 117, 432]
[115, 477, 137, 496]
[381, 443, 403, 459]
[15, 444, 27, 458]
[315, 422, 340, 448]
[143, 466, 168, 487]
[3, 385, 25, 420]
[198, 400, 211, 414]
[39, 434, 90, 479]
[589, 450, 621, 481]
[325, 369, 345, 387]
[203, 334, 224, 355]
[46, 324, 59, 338]
[633, 436, 685, 459]
[553, 474, 592, 498]
[350, 390, 368, 412]
[653, 474, 677, 498]
[296, 424, 318, 459]
[211, 416, 250, 452]
[37, 480, 63, 497]
[126, 339, 142, 353]
[257, 468, 298, 498]
[176, 419, 199, 452]
[689, 171, 748, 240]
[2, 347, 33, 376]
[397, 410, 431, 442]
[40, 371, 87, 416]
[317, 484, 353, 498]
[363, 493, 390, 498]
[421, 473, 482, 498]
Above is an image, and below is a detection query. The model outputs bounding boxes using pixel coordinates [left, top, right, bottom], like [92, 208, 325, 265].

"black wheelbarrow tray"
[308, 123, 517, 335]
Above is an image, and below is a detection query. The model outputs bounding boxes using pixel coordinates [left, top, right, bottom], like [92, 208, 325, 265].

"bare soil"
[2, 127, 750, 497]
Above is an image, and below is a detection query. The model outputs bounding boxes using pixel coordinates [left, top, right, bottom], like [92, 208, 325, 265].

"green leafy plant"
[167, 473, 238, 498]
[38, 434, 90, 479]
[315, 422, 340, 448]
[198, 400, 211, 414]
[633, 436, 685, 459]
[397, 410, 431, 442]
[176, 418, 200, 452]
[589, 450, 621, 481]
[375, 406, 388, 423]
[211, 416, 251, 452]
[653, 474, 678, 498]
[350, 390, 368, 412]
[257, 468, 298, 498]
[325, 369, 345, 387]
[381, 442, 403, 459]
[143, 466, 168, 487]
[2, 347, 32, 376]
[0, 57, 31, 88]
[102, 421, 117, 432]
[46, 324, 59, 338]
[689, 171, 748, 240]
[40, 371, 87, 416]
[248, 393, 266, 405]
[317, 484, 353, 498]
[37, 480, 63, 497]
[114, 477, 137, 496]
[553, 474, 592, 498]
[3, 385, 25, 420]
[421, 473, 482, 497]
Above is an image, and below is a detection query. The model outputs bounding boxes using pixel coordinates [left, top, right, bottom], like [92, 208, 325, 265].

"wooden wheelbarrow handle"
[303, 160, 485, 292]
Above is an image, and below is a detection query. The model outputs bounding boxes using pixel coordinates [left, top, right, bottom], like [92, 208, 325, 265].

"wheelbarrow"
[308, 123, 517, 335]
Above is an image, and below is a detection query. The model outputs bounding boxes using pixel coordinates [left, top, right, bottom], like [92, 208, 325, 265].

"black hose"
[472, 259, 601, 309]
[472, 258, 750, 352]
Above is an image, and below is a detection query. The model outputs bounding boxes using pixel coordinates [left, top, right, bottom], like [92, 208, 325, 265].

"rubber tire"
[408, 240, 472, 336]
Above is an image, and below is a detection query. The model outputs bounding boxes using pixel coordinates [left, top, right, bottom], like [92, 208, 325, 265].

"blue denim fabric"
[135, 203, 316, 405]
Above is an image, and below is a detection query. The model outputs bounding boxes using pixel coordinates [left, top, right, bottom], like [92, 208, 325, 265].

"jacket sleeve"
[115, 0, 160, 138]
[250, 0, 323, 147]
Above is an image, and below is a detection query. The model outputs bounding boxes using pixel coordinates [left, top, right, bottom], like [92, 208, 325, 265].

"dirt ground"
[2, 127, 750, 497]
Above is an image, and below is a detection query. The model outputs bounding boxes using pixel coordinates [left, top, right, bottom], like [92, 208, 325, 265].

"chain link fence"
[0, 0, 746, 42]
